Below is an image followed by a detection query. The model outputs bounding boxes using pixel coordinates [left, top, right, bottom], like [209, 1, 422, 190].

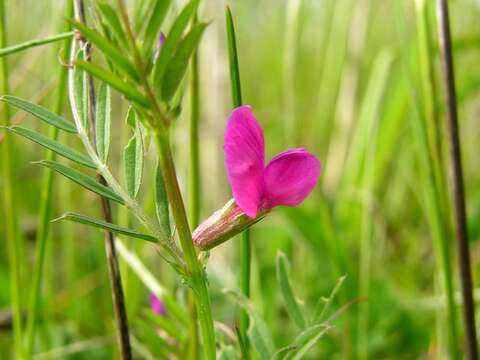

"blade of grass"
[225, 6, 251, 357]
[395, 3, 460, 358]
[187, 11, 200, 360]
[0, 0, 23, 356]
[0, 31, 73, 57]
[414, 0, 460, 357]
[436, 1, 478, 358]
[52, 212, 157, 243]
[0, 95, 77, 133]
[68, 19, 140, 82]
[75, 60, 149, 108]
[5, 126, 96, 169]
[24, 3, 74, 356]
[35, 160, 124, 204]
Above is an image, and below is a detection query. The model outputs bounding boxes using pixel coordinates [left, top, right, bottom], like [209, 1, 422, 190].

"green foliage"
[69, 19, 139, 82]
[75, 59, 149, 107]
[36, 160, 123, 204]
[53, 212, 158, 243]
[155, 163, 171, 235]
[1, 0, 480, 358]
[95, 82, 111, 163]
[123, 108, 144, 198]
[161, 22, 207, 101]
[142, 0, 172, 59]
[0, 95, 77, 132]
[153, 0, 199, 87]
[276, 252, 306, 330]
[4, 126, 96, 168]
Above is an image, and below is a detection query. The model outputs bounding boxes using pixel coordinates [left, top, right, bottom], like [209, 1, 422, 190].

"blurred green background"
[1, 0, 480, 358]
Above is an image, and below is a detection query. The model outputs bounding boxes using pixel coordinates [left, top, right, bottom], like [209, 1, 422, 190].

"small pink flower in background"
[193, 105, 321, 250]
[150, 293, 166, 316]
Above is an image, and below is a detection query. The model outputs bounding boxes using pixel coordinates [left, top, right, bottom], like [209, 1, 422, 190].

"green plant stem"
[73, 1, 132, 358]
[155, 132, 216, 360]
[113, 1, 214, 356]
[24, 3, 73, 357]
[225, 7, 251, 355]
[187, 13, 200, 360]
[0, 31, 73, 58]
[0, 0, 23, 357]
[414, 0, 459, 357]
[436, 0, 478, 358]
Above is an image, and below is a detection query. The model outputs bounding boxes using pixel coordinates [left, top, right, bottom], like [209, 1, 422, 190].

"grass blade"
[276, 252, 306, 330]
[0, 1, 23, 355]
[153, 0, 199, 86]
[6, 126, 96, 168]
[69, 19, 139, 82]
[142, 0, 172, 60]
[97, 1, 128, 46]
[436, 0, 478, 358]
[225, 290, 275, 360]
[226, 7, 252, 356]
[95, 82, 111, 162]
[160, 22, 206, 102]
[0, 31, 73, 57]
[76, 59, 149, 107]
[25, 6, 74, 355]
[0, 95, 77, 133]
[52, 212, 157, 243]
[36, 160, 124, 204]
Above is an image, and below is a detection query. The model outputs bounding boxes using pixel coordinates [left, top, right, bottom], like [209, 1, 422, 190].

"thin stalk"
[0, 31, 73, 58]
[113, 2, 216, 357]
[187, 12, 200, 360]
[436, 1, 478, 359]
[24, 2, 74, 357]
[0, 0, 23, 357]
[74, 1, 132, 358]
[414, 0, 460, 357]
[225, 6, 251, 355]
[155, 132, 216, 360]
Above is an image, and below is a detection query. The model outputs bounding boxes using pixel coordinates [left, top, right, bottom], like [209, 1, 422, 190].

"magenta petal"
[224, 106, 265, 218]
[263, 148, 320, 208]
[150, 293, 166, 316]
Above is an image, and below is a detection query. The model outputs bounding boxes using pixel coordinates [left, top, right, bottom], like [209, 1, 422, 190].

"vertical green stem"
[414, 0, 460, 357]
[74, 1, 132, 358]
[155, 133, 216, 360]
[187, 12, 200, 360]
[225, 6, 251, 354]
[436, 0, 478, 358]
[0, 0, 23, 357]
[24, 2, 73, 356]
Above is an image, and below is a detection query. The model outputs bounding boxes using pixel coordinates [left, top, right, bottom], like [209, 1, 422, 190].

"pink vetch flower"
[150, 293, 167, 316]
[193, 105, 321, 250]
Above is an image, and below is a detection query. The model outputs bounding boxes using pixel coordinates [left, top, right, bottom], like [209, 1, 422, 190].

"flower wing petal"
[224, 106, 264, 218]
[263, 148, 320, 208]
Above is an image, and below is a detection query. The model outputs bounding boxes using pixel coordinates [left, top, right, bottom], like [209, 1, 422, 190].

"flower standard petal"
[263, 148, 320, 208]
[224, 105, 265, 218]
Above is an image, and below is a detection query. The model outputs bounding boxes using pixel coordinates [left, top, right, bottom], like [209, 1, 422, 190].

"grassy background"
[1, 0, 480, 358]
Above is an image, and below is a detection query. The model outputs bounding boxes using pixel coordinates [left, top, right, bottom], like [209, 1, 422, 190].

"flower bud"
[192, 199, 268, 250]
